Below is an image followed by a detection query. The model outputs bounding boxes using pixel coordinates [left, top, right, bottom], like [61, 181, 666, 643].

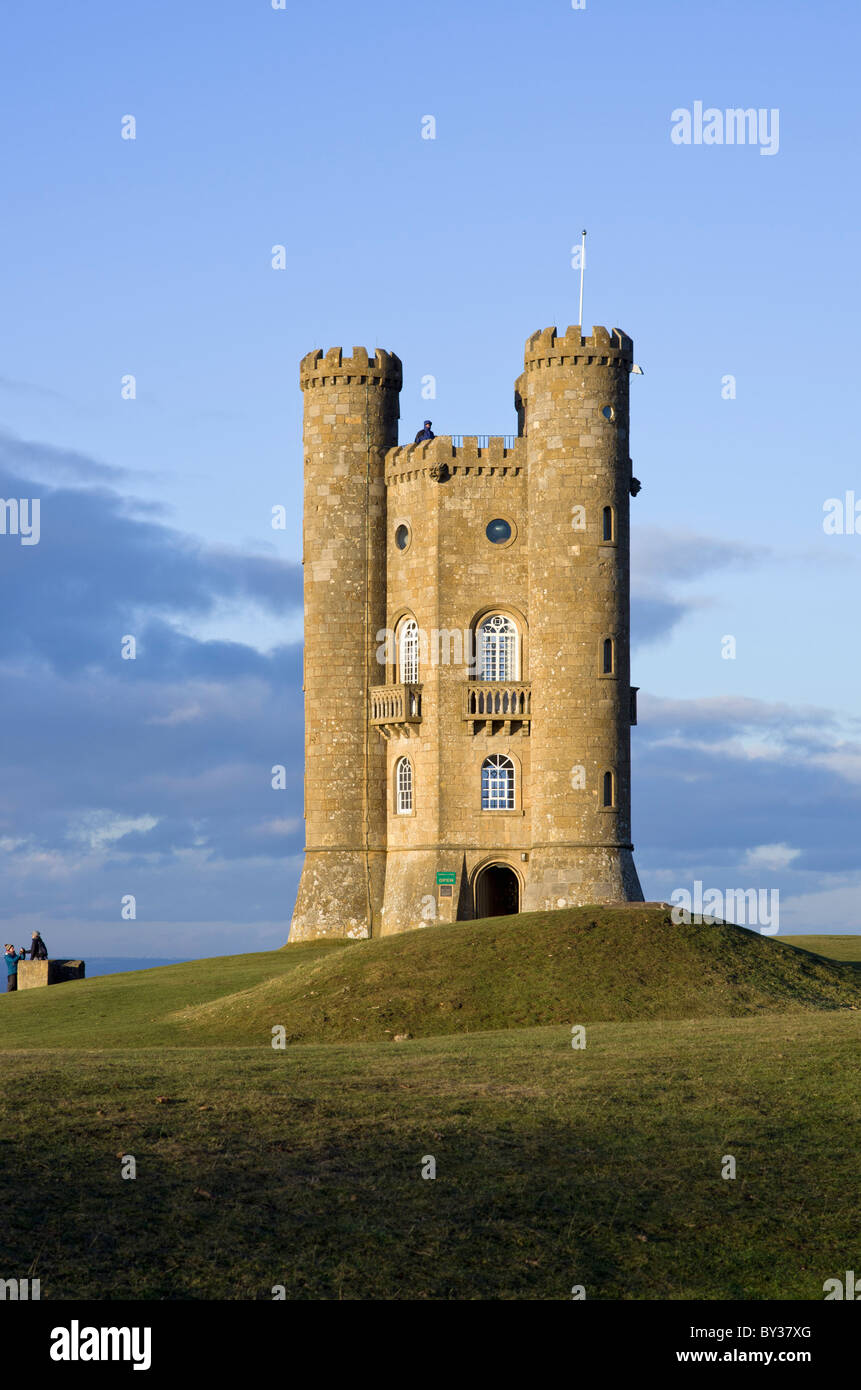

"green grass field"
[1, 910, 858, 1300]
[782, 934, 861, 963]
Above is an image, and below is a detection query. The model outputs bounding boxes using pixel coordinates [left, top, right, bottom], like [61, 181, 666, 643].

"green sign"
[436, 871, 457, 886]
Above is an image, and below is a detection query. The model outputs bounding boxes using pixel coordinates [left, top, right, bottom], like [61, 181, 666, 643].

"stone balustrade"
[369, 683, 423, 738]
[463, 681, 531, 732]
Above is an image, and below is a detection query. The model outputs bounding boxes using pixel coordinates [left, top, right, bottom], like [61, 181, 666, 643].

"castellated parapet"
[299, 346, 403, 389]
[289, 325, 643, 942]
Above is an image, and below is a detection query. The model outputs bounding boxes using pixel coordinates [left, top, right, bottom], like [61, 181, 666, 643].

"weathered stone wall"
[380, 438, 531, 934]
[520, 326, 642, 909]
[17, 959, 86, 989]
[290, 348, 400, 941]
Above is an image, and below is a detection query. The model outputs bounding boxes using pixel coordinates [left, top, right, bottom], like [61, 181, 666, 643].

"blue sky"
[1, 0, 860, 956]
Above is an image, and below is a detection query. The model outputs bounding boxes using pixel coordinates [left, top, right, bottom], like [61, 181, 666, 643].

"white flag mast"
[578, 228, 587, 332]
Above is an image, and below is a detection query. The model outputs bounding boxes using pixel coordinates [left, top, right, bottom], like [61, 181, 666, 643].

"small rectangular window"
[602, 506, 614, 542]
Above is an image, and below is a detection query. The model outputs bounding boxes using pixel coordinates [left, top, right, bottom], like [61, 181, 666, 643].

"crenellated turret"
[521, 325, 642, 908]
[290, 346, 401, 942]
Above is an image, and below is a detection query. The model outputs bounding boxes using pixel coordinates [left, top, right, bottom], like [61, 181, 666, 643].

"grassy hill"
[1, 907, 858, 1300]
[0, 938, 343, 1049]
[0, 907, 857, 1050]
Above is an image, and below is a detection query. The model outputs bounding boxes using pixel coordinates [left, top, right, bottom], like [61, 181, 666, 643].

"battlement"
[300, 346, 403, 390]
[385, 434, 527, 483]
[524, 325, 633, 370]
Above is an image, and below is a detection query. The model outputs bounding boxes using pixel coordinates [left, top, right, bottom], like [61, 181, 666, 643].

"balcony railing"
[369, 683, 423, 738]
[463, 681, 531, 733]
[449, 434, 517, 449]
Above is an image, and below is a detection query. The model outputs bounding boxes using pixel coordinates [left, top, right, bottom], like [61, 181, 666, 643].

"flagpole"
[578, 229, 587, 331]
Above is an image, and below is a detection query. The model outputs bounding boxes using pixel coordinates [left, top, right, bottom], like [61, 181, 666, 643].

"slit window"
[603, 770, 615, 807]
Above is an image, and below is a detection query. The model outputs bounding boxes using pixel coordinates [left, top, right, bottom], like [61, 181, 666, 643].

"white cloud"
[775, 876, 861, 935]
[631, 526, 763, 584]
[3, 846, 83, 880]
[742, 843, 802, 873]
[164, 602, 302, 655]
[639, 695, 861, 785]
[811, 747, 861, 785]
[147, 703, 204, 726]
[252, 818, 302, 836]
[70, 811, 159, 852]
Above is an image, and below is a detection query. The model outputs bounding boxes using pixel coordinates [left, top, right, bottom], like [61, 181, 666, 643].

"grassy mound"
[178, 907, 854, 1045]
[1, 907, 856, 1050]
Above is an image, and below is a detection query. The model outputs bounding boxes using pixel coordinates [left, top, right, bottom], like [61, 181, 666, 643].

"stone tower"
[290, 347, 401, 941]
[289, 325, 643, 943]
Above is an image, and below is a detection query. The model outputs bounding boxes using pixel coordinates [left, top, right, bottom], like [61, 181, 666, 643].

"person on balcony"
[414, 420, 435, 443]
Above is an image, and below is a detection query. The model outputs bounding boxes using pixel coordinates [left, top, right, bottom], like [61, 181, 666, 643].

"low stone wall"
[16, 959, 86, 990]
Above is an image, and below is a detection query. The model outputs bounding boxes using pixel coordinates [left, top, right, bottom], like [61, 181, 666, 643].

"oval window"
[601, 405, 614, 421]
[486, 518, 512, 544]
[395, 524, 410, 550]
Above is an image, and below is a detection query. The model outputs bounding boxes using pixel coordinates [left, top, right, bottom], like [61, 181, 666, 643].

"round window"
[395, 524, 410, 551]
[601, 405, 615, 421]
[486, 518, 512, 544]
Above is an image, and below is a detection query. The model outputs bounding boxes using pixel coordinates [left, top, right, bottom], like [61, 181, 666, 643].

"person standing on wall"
[4, 944, 26, 993]
[29, 931, 48, 961]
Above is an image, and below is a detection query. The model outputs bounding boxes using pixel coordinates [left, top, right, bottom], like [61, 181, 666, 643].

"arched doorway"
[474, 864, 520, 918]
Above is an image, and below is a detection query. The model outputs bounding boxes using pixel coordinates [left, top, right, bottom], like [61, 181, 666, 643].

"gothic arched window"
[482, 754, 515, 811]
[477, 614, 519, 682]
[398, 617, 419, 684]
[396, 756, 413, 814]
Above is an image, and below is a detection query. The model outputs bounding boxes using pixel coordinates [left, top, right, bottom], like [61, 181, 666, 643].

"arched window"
[603, 637, 614, 675]
[476, 614, 519, 681]
[396, 757, 413, 814]
[482, 754, 515, 811]
[398, 618, 419, 684]
[602, 770, 615, 808]
[602, 506, 615, 542]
